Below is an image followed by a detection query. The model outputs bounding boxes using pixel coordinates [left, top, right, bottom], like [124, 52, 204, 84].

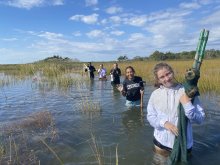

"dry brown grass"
[0, 111, 58, 164]
[103, 59, 220, 94]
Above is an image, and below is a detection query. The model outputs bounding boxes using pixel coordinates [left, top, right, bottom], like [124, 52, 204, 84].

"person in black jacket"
[86, 62, 96, 79]
[117, 66, 144, 107]
[110, 63, 121, 86]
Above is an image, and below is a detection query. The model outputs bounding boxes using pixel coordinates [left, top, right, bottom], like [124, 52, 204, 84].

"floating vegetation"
[0, 111, 58, 164]
[77, 96, 101, 114]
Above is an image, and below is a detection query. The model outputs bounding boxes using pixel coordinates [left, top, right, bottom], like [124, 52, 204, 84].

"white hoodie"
[147, 84, 205, 149]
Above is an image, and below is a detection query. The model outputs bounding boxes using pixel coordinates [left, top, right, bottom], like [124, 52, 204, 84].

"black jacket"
[110, 68, 121, 84]
[123, 76, 144, 101]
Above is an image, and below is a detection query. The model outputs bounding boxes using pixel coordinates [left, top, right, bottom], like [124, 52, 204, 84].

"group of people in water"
[85, 62, 122, 84]
[84, 62, 205, 164]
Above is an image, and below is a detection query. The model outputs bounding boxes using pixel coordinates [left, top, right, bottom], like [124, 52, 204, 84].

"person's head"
[88, 62, 92, 66]
[113, 63, 118, 69]
[100, 64, 103, 68]
[125, 66, 135, 80]
[153, 62, 175, 88]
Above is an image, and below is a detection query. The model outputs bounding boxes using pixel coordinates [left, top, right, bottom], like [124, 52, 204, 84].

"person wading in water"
[147, 62, 205, 165]
[117, 66, 144, 107]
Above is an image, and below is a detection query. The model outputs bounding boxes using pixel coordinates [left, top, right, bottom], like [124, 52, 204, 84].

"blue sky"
[0, 0, 220, 64]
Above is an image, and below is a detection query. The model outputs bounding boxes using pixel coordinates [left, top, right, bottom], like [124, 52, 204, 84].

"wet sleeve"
[182, 96, 205, 124]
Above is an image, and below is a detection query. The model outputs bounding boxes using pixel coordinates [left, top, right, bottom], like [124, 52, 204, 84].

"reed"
[116, 144, 119, 165]
[0, 110, 58, 164]
[39, 138, 63, 165]
[77, 93, 101, 113]
[103, 59, 220, 94]
[89, 133, 104, 165]
[89, 133, 120, 165]
[1, 59, 220, 93]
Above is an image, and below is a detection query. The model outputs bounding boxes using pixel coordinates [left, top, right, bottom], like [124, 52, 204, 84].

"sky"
[0, 0, 220, 64]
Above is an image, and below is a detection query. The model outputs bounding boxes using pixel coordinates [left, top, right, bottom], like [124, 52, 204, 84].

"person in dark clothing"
[117, 66, 144, 107]
[110, 63, 121, 86]
[86, 62, 96, 79]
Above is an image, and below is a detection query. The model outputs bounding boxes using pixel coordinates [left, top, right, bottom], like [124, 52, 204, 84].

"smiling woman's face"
[157, 68, 174, 88]
[126, 68, 134, 80]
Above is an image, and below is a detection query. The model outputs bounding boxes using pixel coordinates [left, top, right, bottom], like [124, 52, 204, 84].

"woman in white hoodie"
[147, 62, 205, 162]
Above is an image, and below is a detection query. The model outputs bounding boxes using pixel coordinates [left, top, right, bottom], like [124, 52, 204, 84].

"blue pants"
[125, 100, 141, 107]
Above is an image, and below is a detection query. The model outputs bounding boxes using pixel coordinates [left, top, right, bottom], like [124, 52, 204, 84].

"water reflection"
[122, 107, 144, 134]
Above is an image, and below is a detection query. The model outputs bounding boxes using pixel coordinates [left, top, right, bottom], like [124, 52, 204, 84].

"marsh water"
[0, 75, 220, 165]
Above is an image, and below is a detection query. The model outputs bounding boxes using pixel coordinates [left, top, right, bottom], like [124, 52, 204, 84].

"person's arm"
[139, 78, 144, 91]
[110, 69, 113, 75]
[104, 68, 107, 75]
[121, 82, 127, 96]
[118, 69, 121, 76]
[180, 94, 205, 124]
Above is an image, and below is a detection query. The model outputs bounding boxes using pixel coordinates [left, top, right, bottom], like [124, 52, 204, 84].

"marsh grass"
[1, 59, 220, 92]
[39, 138, 64, 165]
[103, 59, 220, 94]
[89, 133, 105, 165]
[116, 144, 119, 165]
[77, 97, 101, 114]
[0, 62, 90, 89]
[0, 111, 58, 164]
[89, 133, 119, 165]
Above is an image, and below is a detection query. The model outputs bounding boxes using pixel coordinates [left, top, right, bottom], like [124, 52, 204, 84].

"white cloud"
[85, 0, 98, 7]
[199, 0, 214, 5]
[105, 6, 123, 14]
[72, 31, 82, 37]
[208, 26, 220, 44]
[37, 31, 63, 40]
[109, 16, 121, 24]
[128, 33, 146, 42]
[146, 18, 186, 48]
[5, 0, 64, 9]
[179, 2, 201, 9]
[86, 30, 104, 38]
[200, 10, 220, 25]
[52, 0, 64, 5]
[110, 30, 124, 36]
[7, 0, 44, 9]
[124, 15, 148, 27]
[70, 13, 99, 24]
[100, 19, 108, 25]
[2, 38, 18, 41]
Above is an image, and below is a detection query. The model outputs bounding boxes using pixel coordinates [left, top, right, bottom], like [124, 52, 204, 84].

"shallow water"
[0, 76, 220, 165]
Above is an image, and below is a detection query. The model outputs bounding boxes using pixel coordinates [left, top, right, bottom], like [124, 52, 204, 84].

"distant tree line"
[43, 55, 79, 62]
[117, 49, 220, 61]
[44, 55, 70, 61]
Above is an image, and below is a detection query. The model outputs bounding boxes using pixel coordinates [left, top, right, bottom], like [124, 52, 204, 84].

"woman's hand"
[164, 121, 179, 136]
[180, 93, 191, 104]
[116, 84, 126, 96]
[116, 84, 123, 92]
